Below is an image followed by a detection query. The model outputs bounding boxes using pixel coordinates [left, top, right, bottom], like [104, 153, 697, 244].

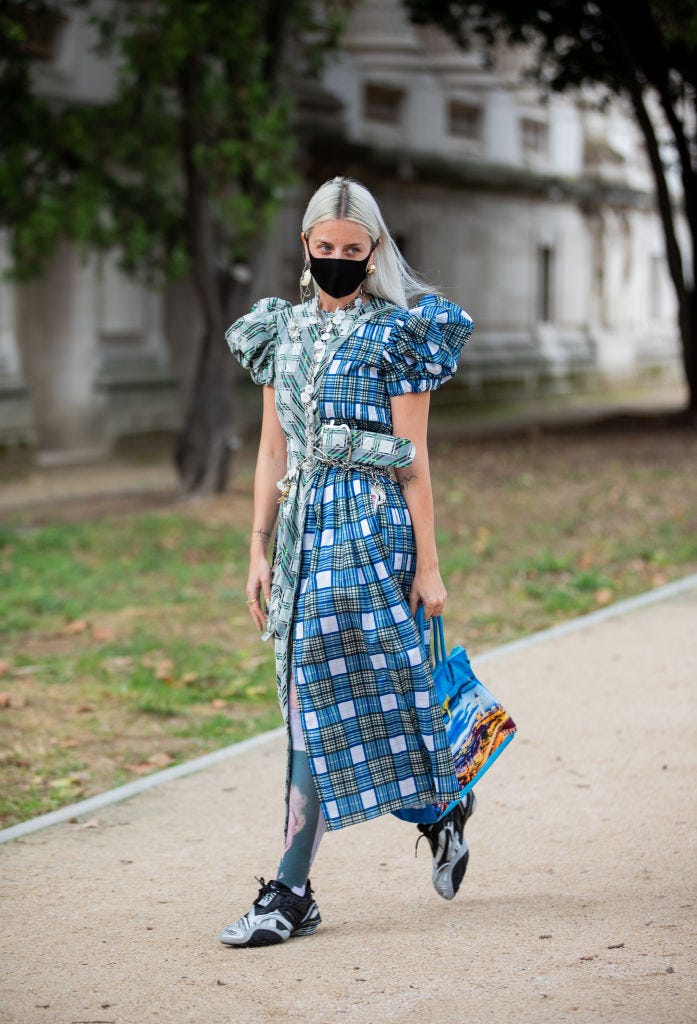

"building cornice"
[300, 127, 657, 212]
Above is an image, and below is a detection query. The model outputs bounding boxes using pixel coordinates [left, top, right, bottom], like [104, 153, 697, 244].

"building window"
[537, 245, 554, 322]
[522, 118, 549, 158]
[363, 83, 404, 126]
[447, 100, 482, 140]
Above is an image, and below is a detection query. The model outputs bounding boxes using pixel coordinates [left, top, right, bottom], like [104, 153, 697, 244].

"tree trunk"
[174, 57, 241, 494]
[174, 275, 245, 495]
[685, 287, 697, 415]
[609, 5, 697, 414]
[631, 84, 697, 411]
[612, 23, 697, 412]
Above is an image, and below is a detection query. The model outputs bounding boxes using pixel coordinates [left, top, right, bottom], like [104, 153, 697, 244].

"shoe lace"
[253, 876, 314, 901]
[252, 875, 276, 903]
[414, 824, 440, 859]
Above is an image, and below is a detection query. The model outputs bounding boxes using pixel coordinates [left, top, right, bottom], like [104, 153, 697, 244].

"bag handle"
[414, 607, 447, 667]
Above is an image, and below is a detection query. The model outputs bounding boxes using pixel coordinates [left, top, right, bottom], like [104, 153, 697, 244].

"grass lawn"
[2, 424, 697, 827]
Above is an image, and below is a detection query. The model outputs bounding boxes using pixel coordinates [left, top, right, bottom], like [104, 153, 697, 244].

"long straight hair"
[301, 176, 439, 309]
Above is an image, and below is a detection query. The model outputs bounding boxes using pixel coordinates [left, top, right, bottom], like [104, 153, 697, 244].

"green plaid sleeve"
[225, 296, 292, 386]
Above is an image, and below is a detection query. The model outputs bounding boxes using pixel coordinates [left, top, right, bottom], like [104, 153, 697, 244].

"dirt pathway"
[1, 584, 696, 1024]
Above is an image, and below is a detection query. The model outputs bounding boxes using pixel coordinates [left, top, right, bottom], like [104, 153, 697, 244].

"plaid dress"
[227, 293, 474, 830]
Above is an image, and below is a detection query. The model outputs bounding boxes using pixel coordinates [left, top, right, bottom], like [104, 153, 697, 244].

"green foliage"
[405, 1, 697, 96]
[0, 0, 353, 283]
[405, 0, 697, 411]
[2, 429, 697, 825]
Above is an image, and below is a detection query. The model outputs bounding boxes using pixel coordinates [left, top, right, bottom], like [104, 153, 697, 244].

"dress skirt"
[291, 463, 462, 830]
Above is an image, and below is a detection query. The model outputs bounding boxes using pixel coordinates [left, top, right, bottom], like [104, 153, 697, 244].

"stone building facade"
[0, 1, 681, 462]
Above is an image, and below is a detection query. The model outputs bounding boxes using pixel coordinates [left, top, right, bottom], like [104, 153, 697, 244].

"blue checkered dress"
[227, 293, 474, 830]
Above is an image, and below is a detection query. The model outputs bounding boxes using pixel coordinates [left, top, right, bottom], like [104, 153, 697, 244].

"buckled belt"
[317, 421, 415, 469]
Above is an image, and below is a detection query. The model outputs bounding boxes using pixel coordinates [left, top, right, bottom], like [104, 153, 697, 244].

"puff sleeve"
[382, 294, 474, 397]
[225, 296, 292, 386]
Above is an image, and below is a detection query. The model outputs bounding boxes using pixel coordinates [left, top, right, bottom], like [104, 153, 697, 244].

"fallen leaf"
[92, 624, 116, 643]
[0, 692, 27, 709]
[73, 705, 96, 715]
[155, 658, 175, 682]
[473, 526, 491, 554]
[0, 660, 11, 676]
[0, 753, 30, 768]
[147, 752, 175, 768]
[63, 619, 88, 635]
[125, 752, 174, 774]
[181, 672, 199, 685]
[595, 588, 613, 606]
[48, 776, 84, 790]
[54, 738, 79, 748]
[210, 698, 227, 709]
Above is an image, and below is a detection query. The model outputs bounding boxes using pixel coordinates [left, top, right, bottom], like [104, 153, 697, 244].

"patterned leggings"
[276, 681, 326, 894]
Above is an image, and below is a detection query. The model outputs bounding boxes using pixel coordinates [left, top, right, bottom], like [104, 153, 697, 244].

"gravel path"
[1, 583, 695, 1024]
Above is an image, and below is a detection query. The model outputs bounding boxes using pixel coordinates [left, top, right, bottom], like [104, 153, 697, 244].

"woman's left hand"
[408, 565, 447, 619]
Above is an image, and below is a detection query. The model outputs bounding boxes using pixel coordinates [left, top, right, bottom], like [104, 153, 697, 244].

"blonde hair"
[301, 176, 439, 309]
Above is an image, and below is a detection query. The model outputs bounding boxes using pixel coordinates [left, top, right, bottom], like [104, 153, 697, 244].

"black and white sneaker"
[219, 878, 321, 948]
[416, 792, 477, 901]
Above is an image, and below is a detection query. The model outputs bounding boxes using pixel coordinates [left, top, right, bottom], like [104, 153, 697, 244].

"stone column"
[0, 238, 20, 378]
[16, 239, 110, 464]
[0, 234, 33, 443]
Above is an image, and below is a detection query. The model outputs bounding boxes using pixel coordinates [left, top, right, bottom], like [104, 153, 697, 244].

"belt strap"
[317, 421, 415, 469]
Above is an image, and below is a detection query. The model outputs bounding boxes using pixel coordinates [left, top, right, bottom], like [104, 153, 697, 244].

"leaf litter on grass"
[2, 427, 697, 826]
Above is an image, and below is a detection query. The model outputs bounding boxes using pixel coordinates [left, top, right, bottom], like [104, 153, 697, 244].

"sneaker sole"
[291, 905, 322, 938]
[220, 906, 322, 947]
[433, 841, 469, 901]
[432, 793, 477, 901]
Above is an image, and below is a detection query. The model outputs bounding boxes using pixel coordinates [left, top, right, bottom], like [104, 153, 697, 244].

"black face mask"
[308, 245, 376, 299]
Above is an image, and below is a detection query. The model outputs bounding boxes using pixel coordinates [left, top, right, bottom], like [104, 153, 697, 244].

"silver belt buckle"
[327, 420, 352, 461]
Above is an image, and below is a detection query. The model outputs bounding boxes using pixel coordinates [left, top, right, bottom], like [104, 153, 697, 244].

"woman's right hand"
[246, 555, 272, 632]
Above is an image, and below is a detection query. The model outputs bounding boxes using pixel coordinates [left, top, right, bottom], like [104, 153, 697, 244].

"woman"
[221, 176, 475, 948]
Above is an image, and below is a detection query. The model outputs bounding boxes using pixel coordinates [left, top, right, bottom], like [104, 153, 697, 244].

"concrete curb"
[0, 728, 284, 845]
[2, 571, 696, 846]
[475, 570, 697, 664]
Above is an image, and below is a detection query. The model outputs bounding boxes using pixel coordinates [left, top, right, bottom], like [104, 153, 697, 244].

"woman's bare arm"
[390, 391, 447, 619]
[246, 385, 287, 631]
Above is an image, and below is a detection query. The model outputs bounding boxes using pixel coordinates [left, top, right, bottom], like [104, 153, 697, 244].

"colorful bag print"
[417, 611, 517, 810]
